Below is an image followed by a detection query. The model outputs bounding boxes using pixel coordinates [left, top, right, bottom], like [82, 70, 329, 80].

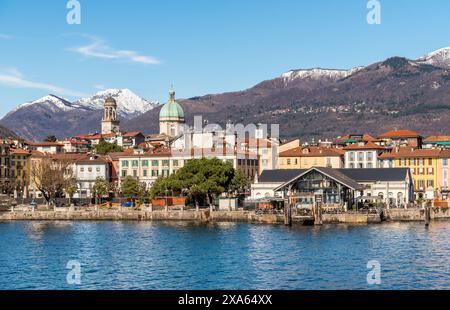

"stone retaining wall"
[1, 208, 449, 224]
[386, 208, 450, 221]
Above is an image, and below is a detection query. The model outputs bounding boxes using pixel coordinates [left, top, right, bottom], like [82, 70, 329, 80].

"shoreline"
[1, 208, 449, 225]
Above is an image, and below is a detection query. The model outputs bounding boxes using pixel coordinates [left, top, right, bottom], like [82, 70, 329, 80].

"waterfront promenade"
[1, 205, 450, 224]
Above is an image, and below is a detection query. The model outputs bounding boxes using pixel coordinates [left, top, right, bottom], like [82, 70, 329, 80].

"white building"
[74, 155, 111, 198]
[344, 141, 385, 169]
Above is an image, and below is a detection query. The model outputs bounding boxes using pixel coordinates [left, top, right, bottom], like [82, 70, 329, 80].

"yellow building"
[10, 149, 32, 190]
[278, 147, 344, 169]
[379, 148, 440, 199]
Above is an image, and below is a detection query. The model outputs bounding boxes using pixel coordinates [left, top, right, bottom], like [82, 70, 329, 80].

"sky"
[1, 0, 450, 116]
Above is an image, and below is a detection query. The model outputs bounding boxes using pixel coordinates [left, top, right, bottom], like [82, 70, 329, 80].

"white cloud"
[0, 69, 86, 97]
[71, 37, 161, 65]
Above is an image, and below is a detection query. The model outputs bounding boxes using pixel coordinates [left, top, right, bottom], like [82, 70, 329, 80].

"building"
[252, 167, 413, 209]
[74, 155, 111, 198]
[121, 132, 145, 149]
[25, 141, 64, 154]
[278, 147, 344, 169]
[378, 130, 423, 148]
[9, 148, 31, 190]
[344, 141, 385, 169]
[101, 97, 120, 135]
[0, 141, 12, 192]
[334, 134, 379, 148]
[378, 148, 440, 199]
[423, 136, 450, 149]
[438, 150, 450, 199]
[159, 88, 185, 137]
[61, 139, 91, 153]
[240, 138, 278, 175]
[118, 147, 259, 189]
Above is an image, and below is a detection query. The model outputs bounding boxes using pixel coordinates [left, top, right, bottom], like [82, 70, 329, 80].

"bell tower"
[101, 97, 120, 134]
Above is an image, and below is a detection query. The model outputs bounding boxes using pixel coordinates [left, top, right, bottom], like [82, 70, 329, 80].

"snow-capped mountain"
[281, 67, 363, 83]
[74, 89, 158, 118]
[0, 89, 158, 140]
[416, 47, 450, 69]
[8, 94, 78, 115]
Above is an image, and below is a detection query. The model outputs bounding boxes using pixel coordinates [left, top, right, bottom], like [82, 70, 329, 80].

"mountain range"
[2, 47, 450, 141]
[0, 89, 158, 140]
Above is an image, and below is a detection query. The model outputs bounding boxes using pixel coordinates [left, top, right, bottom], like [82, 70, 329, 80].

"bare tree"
[30, 158, 75, 204]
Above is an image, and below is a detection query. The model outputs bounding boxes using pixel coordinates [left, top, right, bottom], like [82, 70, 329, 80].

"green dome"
[159, 89, 185, 120]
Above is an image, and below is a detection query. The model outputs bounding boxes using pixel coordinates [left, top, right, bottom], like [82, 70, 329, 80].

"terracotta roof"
[279, 147, 344, 157]
[10, 148, 31, 155]
[240, 138, 272, 148]
[423, 136, 450, 143]
[26, 141, 64, 147]
[378, 130, 422, 139]
[343, 141, 385, 150]
[123, 132, 143, 138]
[379, 148, 442, 159]
[336, 134, 378, 143]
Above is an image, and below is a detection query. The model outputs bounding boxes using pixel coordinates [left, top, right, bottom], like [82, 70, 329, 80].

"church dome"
[104, 97, 117, 107]
[159, 89, 185, 120]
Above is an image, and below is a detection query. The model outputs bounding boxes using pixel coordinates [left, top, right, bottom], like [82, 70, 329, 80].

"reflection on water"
[0, 221, 449, 290]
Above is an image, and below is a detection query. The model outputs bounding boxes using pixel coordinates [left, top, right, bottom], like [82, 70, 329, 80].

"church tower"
[159, 88, 185, 137]
[101, 97, 120, 134]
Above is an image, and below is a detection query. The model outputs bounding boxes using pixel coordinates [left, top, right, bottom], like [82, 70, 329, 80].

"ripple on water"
[0, 221, 449, 290]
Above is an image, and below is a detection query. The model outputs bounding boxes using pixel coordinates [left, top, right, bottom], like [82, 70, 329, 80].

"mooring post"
[284, 202, 292, 226]
[314, 203, 323, 225]
[425, 203, 431, 227]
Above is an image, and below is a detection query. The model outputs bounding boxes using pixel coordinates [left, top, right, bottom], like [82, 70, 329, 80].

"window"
[133, 170, 137, 177]
[80, 167, 85, 172]
[418, 180, 425, 190]
[349, 152, 355, 161]
[287, 159, 291, 165]
[122, 170, 127, 177]
[88, 167, 92, 173]
[428, 158, 433, 166]
[418, 158, 424, 166]
[367, 163, 373, 168]
[132, 160, 139, 167]
[143, 170, 148, 177]
[427, 180, 434, 188]
[400, 159, 405, 166]
[96, 167, 100, 172]
[367, 152, 373, 161]
[151, 170, 159, 177]
[142, 160, 149, 167]
[358, 152, 364, 162]
[152, 160, 159, 167]
[122, 160, 129, 167]
[162, 160, 169, 167]
[444, 159, 449, 167]
[173, 160, 179, 167]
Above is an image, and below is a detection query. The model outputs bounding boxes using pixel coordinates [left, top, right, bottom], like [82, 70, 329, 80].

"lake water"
[0, 221, 449, 290]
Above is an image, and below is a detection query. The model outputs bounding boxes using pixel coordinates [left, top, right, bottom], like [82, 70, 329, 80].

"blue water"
[0, 221, 449, 290]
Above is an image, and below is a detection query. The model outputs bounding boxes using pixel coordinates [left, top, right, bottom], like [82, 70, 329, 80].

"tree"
[230, 170, 250, 196]
[121, 176, 146, 199]
[30, 158, 74, 204]
[150, 158, 240, 208]
[44, 135, 58, 142]
[92, 177, 109, 205]
[64, 180, 77, 206]
[95, 139, 122, 155]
